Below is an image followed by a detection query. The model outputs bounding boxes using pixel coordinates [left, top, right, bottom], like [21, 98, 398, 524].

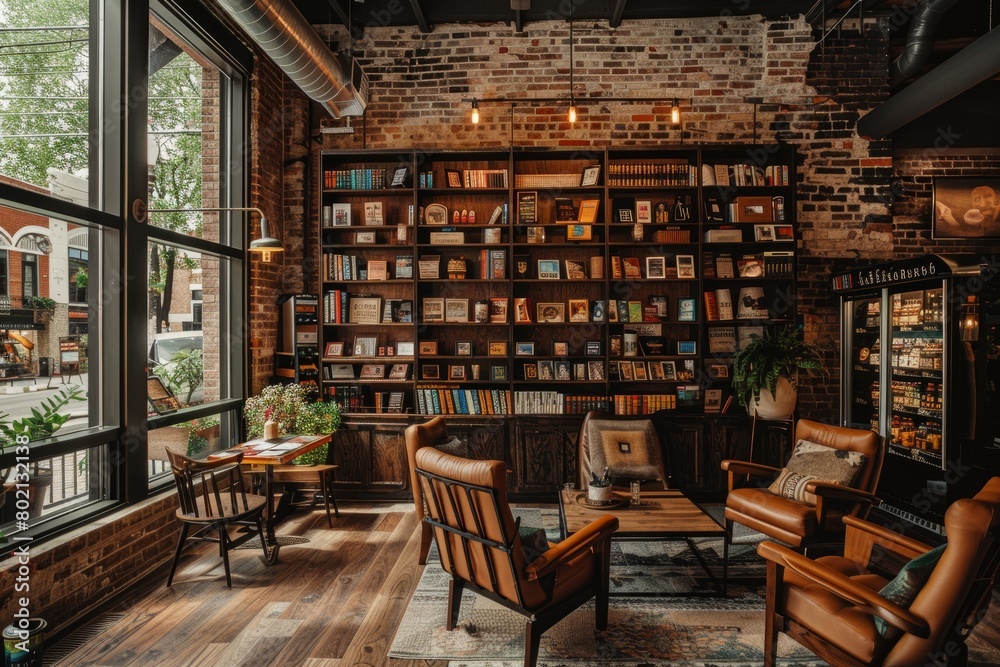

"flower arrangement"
[244, 384, 341, 465]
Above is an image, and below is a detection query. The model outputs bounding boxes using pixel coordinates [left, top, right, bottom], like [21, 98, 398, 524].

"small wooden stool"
[253, 464, 339, 527]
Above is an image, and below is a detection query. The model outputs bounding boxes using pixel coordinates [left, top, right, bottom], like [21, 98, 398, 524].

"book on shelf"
[513, 298, 532, 323]
[622, 257, 642, 279]
[394, 255, 413, 279]
[703, 291, 720, 322]
[489, 297, 508, 324]
[737, 255, 764, 278]
[715, 253, 735, 279]
[652, 227, 691, 243]
[763, 251, 794, 277]
[715, 288, 734, 321]
[704, 389, 723, 413]
[738, 325, 764, 351]
[704, 227, 742, 243]
[348, 295, 382, 324]
[708, 326, 737, 354]
[610, 256, 624, 279]
[367, 260, 388, 281]
[713, 164, 730, 186]
[702, 251, 716, 279]
[564, 259, 586, 280]
[490, 249, 506, 279]
[612, 394, 677, 415]
[463, 168, 509, 188]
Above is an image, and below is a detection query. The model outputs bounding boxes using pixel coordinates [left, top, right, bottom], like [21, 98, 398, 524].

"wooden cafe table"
[212, 433, 331, 563]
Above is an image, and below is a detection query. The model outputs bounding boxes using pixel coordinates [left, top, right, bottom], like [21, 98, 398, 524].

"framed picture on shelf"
[421, 364, 440, 380]
[677, 297, 697, 321]
[446, 169, 463, 188]
[633, 362, 648, 381]
[678, 340, 698, 355]
[456, 341, 473, 356]
[709, 364, 730, 378]
[489, 297, 509, 323]
[324, 342, 344, 357]
[397, 341, 415, 357]
[419, 340, 438, 355]
[353, 336, 378, 357]
[586, 340, 601, 356]
[488, 340, 508, 356]
[536, 302, 565, 323]
[349, 296, 382, 324]
[591, 300, 606, 322]
[422, 297, 444, 322]
[536, 360, 554, 380]
[661, 361, 677, 381]
[355, 231, 376, 244]
[360, 364, 385, 379]
[578, 199, 600, 223]
[390, 166, 408, 187]
[554, 360, 571, 380]
[574, 362, 587, 380]
[649, 362, 665, 381]
[518, 191, 538, 224]
[537, 259, 560, 279]
[515, 341, 535, 356]
[367, 260, 388, 281]
[330, 203, 351, 227]
[553, 341, 569, 356]
[675, 255, 696, 279]
[581, 165, 601, 187]
[568, 299, 589, 322]
[646, 256, 666, 279]
[490, 365, 507, 381]
[388, 364, 410, 380]
[620, 361, 635, 381]
[526, 226, 546, 244]
[418, 255, 440, 279]
[524, 363, 538, 380]
[932, 177, 1000, 238]
[449, 365, 466, 380]
[555, 198, 577, 222]
[754, 225, 775, 242]
[564, 259, 587, 279]
[363, 201, 384, 226]
[445, 298, 470, 323]
[587, 360, 605, 381]
[636, 200, 652, 224]
[424, 203, 448, 225]
[618, 208, 634, 223]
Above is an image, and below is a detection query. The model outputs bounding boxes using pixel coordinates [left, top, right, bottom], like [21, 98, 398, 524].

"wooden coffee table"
[558, 488, 728, 595]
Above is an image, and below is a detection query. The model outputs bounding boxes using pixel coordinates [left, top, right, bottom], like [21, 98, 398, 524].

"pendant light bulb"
[568, 103, 577, 124]
[671, 99, 680, 125]
[471, 100, 480, 125]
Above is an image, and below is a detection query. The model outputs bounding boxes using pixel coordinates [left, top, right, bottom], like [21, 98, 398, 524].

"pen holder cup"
[588, 482, 612, 505]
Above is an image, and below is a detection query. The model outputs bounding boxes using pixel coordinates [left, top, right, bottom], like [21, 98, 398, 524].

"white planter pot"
[752, 376, 798, 420]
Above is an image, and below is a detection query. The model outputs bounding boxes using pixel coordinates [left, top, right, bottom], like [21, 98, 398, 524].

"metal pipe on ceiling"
[214, 0, 368, 117]
[856, 26, 1000, 139]
[889, 0, 961, 88]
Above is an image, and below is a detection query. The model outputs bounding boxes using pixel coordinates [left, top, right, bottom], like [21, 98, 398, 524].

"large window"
[0, 0, 251, 541]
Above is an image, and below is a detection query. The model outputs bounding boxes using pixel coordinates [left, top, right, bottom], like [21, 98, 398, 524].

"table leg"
[262, 464, 280, 564]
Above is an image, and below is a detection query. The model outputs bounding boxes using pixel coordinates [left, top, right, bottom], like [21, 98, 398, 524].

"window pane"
[0, 0, 93, 200]
[147, 17, 227, 244]
[1, 443, 111, 526]
[146, 243, 228, 411]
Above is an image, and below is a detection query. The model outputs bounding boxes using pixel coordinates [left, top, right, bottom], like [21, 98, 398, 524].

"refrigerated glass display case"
[833, 254, 995, 541]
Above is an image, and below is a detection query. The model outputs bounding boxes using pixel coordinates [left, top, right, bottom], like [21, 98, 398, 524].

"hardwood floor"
[50, 501, 999, 667]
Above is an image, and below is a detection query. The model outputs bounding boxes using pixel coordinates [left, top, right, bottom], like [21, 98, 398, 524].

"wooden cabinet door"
[370, 427, 408, 491]
[331, 427, 369, 491]
[658, 418, 703, 490]
[514, 417, 579, 494]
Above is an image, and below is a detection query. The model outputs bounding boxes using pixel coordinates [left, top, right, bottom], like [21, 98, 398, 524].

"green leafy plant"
[153, 348, 203, 404]
[23, 295, 56, 313]
[186, 416, 220, 456]
[731, 325, 824, 411]
[244, 384, 339, 465]
[0, 386, 86, 446]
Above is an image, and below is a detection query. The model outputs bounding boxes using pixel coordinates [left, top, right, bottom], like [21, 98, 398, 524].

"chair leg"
[723, 518, 732, 597]
[447, 578, 465, 630]
[327, 467, 339, 517]
[524, 619, 543, 667]
[418, 521, 433, 565]
[165, 522, 190, 587]
[220, 528, 233, 588]
[595, 538, 611, 630]
[763, 559, 780, 667]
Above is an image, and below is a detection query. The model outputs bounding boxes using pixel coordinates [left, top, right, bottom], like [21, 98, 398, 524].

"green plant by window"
[244, 384, 339, 464]
[0, 386, 86, 446]
[153, 348, 203, 404]
[731, 325, 824, 411]
[23, 295, 56, 313]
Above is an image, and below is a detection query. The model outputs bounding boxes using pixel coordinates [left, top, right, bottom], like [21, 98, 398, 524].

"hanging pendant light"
[568, 102, 577, 123]
[671, 99, 681, 125]
[471, 99, 480, 124]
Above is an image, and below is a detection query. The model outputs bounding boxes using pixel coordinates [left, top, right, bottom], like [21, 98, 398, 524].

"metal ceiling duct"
[888, 0, 960, 88]
[214, 0, 368, 117]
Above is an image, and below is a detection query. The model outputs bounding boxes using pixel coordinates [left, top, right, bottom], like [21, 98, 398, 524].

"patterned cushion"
[767, 439, 867, 505]
[874, 544, 946, 637]
[518, 525, 550, 563]
[587, 419, 663, 482]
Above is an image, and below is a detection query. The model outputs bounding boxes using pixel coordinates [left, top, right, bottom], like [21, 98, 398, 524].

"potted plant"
[24, 295, 57, 323]
[731, 325, 824, 420]
[244, 384, 341, 464]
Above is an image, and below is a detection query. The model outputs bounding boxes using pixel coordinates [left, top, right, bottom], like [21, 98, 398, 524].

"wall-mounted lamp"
[148, 207, 283, 262]
[671, 99, 681, 125]
[960, 295, 979, 341]
[470, 99, 480, 124]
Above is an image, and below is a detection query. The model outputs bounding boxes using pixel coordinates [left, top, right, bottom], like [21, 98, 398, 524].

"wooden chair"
[758, 476, 1000, 667]
[577, 410, 671, 491]
[412, 439, 619, 667]
[165, 448, 272, 588]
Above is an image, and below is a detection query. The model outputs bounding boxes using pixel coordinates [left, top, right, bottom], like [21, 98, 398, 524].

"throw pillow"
[767, 439, 868, 505]
[518, 525, 550, 563]
[873, 543, 946, 637]
[587, 419, 664, 483]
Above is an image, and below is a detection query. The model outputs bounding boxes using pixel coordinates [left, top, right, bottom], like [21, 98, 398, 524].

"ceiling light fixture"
[671, 99, 681, 125]
[149, 207, 283, 262]
[568, 12, 576, 123]
[471, 99, 480, 124]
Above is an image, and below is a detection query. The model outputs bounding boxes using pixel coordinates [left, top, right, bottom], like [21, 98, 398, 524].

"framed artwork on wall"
[932, 176, 1000, 238]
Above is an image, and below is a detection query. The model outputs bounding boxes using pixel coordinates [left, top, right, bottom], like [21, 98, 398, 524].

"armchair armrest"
[758, 541, 931, 639]
[841, 515, 933, 566]
[524, 515, 619, 581]
[807, 481, 879, 507]
[721, 459, 780, 492]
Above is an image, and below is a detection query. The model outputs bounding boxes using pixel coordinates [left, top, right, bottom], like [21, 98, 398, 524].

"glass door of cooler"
[887, 284, 946, 467]
[842, 294, 884, 432]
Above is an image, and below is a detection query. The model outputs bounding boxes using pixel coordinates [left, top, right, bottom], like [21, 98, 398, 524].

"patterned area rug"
[389, 508, 827, 666]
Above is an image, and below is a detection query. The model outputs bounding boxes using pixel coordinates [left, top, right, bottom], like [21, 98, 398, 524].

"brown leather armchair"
[757, 476, 1000, 667]
[721, 419, 883, 557]
[405, 416, 451, 564]
[577, 411, 670, 491]
[412, 439, 619, 667]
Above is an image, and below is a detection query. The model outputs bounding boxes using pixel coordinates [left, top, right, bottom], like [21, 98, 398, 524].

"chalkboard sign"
[59, 336, 81, 371]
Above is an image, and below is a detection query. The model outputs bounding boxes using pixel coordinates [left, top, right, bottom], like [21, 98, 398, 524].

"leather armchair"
[758, 476, 1000, 667]
[722, 419, 883, 551]
[404, 416, 450, 564]
[577, 410, 670, 491]
[413, 440, 618, 667]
